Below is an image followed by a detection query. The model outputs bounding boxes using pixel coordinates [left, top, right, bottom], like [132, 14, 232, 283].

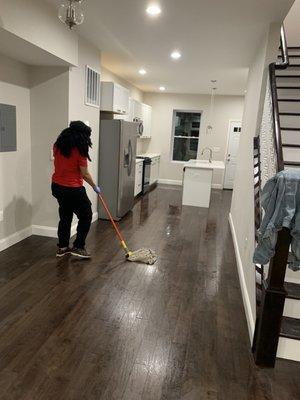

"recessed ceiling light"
[159, 86, 166, 91]
[139, 68, 147, 75]
[146, 4, 162, 16]
[171, 50, 182, 60]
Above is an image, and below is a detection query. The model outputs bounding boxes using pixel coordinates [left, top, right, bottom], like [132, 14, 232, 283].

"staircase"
[275, 49, 300, 360]
[252, 28, 300, 367]
[277, 46, 300, 168]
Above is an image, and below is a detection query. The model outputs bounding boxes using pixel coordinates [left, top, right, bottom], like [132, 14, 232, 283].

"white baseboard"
[32, 225, 57, 238]
[92, 212, 98, 222]
[0, 212, 99, 252]
[229, 212, 255, 341]
[0, 226, 32, 252]
[212, 183, 223, 190]
[158, 179, 182, 186]
[32, 212, 99, 239]
[71, 212, 98, 236]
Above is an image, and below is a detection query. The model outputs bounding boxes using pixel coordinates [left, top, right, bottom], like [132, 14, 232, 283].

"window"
[171, 110, 201, 162]
[85, 66, 100, 107]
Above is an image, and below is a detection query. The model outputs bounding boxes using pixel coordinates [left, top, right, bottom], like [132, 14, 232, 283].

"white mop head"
[127, 248, 157, 265]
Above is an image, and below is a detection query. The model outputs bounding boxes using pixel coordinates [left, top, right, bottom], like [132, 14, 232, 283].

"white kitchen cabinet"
[134, 160, 143, 196]
[149, 156, 160, 185]
[131, 99, 143, 121]
[141, 103, 152, 138]
[127, 98, 134, 121]
[100, 82, 130, 114]
[182, 160, 225, 208]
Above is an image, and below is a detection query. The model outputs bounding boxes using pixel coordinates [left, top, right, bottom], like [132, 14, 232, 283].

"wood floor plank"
[0, 186, 299, 400]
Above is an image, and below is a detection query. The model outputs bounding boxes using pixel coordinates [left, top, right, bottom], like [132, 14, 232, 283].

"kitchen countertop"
[184, 160, 225, 170]
[136, 153, 161, 159]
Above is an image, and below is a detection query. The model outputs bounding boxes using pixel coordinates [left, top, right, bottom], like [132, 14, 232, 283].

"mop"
[98, 194, 157, 265]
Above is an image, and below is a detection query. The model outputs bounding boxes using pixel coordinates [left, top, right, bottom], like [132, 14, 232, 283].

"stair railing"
[252, 25, 293, 368]
[270, 25, 289, 172]
[269, 63, 285, 172]
[276, 25, 290, 68]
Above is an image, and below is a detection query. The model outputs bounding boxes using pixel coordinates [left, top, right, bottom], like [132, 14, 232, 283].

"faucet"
[201, 147, 213, 163]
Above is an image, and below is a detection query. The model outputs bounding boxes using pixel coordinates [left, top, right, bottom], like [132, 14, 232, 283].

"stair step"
[276, 75, 300, 79]
[278, 98, 300, 102]
[281, 127, 300, 131]
[282, 143, 300, 148]
[284, 161, 300, 166]
[279, 112, 300, 116]
[279, 46, 300, 50]
[285, 282, 300, 300]
[277, 86, 300, 89]
[280, 317, 300, 340]
[279, 55, 300, 58]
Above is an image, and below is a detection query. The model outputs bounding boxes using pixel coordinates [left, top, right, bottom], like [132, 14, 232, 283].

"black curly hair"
[55, 121, 92, 161]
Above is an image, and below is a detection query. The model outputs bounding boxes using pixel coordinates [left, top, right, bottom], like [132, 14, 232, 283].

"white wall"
[30, 67, 69, 229]
[285, 0, 300, 46]
[143, 92, 244, 186]
[0, 0, 78, 66]
[230, 23, 281, 339]
[30, 38, 101, 232]
[101, 66, 143, 103]
[69, 37, 101, 215]
[0, 55, 32, 243]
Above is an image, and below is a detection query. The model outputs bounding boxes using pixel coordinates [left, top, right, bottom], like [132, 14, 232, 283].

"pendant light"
[206, 80, 217, 135]
[58, 0, 85, 30]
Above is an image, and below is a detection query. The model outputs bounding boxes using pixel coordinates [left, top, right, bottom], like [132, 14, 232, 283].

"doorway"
[224, 121, 242, 190]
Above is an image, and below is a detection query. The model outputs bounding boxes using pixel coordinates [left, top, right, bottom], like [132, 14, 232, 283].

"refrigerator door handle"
[124, 148, 129, 168]
[128, 139, 133, 176]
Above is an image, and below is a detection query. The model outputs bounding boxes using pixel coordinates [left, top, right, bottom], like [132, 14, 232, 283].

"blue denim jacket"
[253, 169, 300, 271]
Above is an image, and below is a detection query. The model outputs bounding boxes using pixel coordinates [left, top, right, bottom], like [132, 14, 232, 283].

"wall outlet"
[0, 210, 3, 222]
[213, 147, 221, 153]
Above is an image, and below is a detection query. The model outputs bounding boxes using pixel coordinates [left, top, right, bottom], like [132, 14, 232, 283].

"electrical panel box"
[0, 104, 17, 152]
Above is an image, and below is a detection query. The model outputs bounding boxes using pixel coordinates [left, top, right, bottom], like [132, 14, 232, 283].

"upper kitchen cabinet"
[100, 82, 130, 115]
[141, 103, 152, 138]
[131, 99, 143, 121]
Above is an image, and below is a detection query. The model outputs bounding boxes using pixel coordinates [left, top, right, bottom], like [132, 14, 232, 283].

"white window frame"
[170, 109, 202, 163]
[85, 65, 101, 108]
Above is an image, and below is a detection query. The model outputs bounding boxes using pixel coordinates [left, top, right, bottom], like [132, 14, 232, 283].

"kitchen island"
[182, 160, 225, 208]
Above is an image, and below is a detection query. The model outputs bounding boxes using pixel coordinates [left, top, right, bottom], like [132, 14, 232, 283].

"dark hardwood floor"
[0, 185, 299, 400]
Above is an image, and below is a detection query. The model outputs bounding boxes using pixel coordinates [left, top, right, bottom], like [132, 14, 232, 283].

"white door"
[224, 121, 242, 189]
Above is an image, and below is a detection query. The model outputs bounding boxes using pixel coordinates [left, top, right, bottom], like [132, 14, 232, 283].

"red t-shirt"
[52, 146, 88, 187]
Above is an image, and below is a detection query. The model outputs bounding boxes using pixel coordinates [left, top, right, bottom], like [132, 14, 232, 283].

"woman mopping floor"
[51, 120, 157, 264]
[51, 121, 100, 259]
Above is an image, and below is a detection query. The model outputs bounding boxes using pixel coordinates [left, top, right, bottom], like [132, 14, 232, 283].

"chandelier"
[58, 0, 85, 30]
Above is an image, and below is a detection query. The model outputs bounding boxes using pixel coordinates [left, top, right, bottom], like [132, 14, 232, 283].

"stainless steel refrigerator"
[98, 120, 138, 220]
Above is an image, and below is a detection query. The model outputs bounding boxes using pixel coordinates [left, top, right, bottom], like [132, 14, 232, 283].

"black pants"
[52, 183, 92, 249]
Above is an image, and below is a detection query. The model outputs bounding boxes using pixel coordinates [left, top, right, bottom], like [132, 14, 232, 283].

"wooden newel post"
[252, 227, 292, 367]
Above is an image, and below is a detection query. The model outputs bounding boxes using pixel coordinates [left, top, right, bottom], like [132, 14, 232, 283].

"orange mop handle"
[97, 193, 131, 255]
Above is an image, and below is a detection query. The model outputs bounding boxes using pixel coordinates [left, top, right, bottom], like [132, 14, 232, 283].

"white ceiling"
[0, 28, 71, 67]
[48, 0, 294, 95]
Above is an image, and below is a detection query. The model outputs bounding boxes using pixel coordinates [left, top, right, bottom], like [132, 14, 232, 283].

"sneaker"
[70, 247, 91, 259]
[56, 247, 71, 258]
